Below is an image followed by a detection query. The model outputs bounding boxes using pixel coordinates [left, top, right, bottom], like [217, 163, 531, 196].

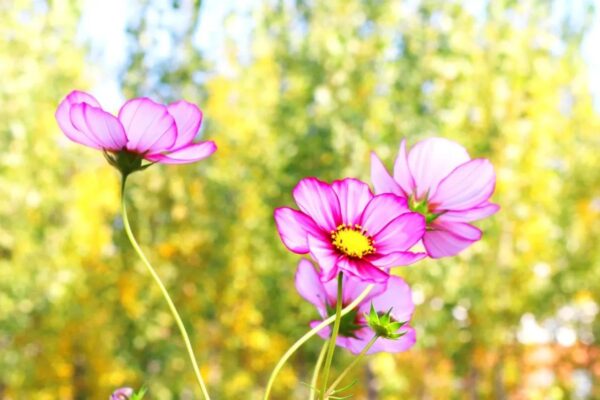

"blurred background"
[1, 0, 599, 398]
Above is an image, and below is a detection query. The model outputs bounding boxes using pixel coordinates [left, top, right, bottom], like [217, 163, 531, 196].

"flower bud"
[365, 303, 408, 340]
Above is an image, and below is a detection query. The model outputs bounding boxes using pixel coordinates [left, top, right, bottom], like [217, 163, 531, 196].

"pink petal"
[430, 158, 496, 211]
[311, 320, 331, 341]
[440, 203, 500, 222]
[313, 322, 373, 354]
[335, 335, 356, 351]
[337, 258, 389, 283]
[368, 326, 416, 354]
[118, 97, 177, 153]
[322, 272, 383, 307]
[359, 194, 410, 236]
[423, 221, 482, 258]
[145, 141, 216, 164]
[167, 100, 203, 150]
[273, 207, 322, 253]
[307, 235, 341, 282]
[111, 388, 135, 400]
[331, 178, 373, 226]
[370, 152, 403, 196]
[367, 251, 426, 268]
[372, 212, 426, 253]
[407, 137, 470, 199]
[369, 276, 414, 323]
[295, 260, 328, 314]
[56, 90, 102, 149]
[69, 103, 127, 151]
[343, 273, 386, 304]
[345, 328, 378, 354]
[292, 178, 341, 231]
[393, 139, 416, 196]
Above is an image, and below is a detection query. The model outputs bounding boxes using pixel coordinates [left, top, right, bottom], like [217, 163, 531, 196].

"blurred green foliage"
[1, 0, 599, 399]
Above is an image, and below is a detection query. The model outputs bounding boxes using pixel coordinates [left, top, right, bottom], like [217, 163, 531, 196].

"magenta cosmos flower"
[296, 260, 416, 354]
[371, 138, 498, 258]
[56, 90, 216, 173]
[275, 177, 426, 283]
[110, 387, 134, 400]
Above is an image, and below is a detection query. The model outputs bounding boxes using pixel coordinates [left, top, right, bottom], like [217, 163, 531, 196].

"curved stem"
[121, 176, 211, 400]
[309, 341, 328, 400]
[319, 272, 344, 399]
[324, 334, 379, 399]
[263, 283, 374, 400]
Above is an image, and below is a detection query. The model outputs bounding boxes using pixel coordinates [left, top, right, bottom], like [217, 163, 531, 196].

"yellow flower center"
[331, 224, 375, 259]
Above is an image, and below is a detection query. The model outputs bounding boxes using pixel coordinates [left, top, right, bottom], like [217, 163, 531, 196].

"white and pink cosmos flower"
[371, 138, 498, 258]
[296, 260, 416, 354]
[56, 90, 216, 167]
[275, 177, 426, 283]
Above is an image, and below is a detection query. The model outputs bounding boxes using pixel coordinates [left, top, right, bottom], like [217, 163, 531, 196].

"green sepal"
[325, 303, 362, 338]
[104, 150, 153, 177]
[408, 193, 442, 223]
[365, 303, 408, 340]
[130, 387, 147, 400]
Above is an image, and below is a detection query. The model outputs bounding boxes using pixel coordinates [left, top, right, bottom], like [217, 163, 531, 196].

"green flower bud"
[365, 303, 407, 340]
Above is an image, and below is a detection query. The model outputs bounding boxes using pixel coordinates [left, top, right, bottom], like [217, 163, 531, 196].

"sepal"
[365, 303, 407, 340]
[104, 150, 153, 177]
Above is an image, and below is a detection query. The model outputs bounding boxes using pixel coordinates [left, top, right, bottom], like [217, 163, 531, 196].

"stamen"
[331, 224, 375, 259]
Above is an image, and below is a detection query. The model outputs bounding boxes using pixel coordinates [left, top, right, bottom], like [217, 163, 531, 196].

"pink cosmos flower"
[56, 90, 216, 171]
[275, 177, 426, 283]
[371, 138, 498, 258]
[296, 260, 416, 354]
[110, 387, 134, 400]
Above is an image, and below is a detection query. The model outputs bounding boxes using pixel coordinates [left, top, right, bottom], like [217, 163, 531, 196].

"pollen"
[331, 224, 375, 259]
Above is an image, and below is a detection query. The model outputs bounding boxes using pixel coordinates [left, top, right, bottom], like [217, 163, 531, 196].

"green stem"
[121, 175, 211, 400]
[309, 341, 329, 400]
[319, 272, 344, 399]
[324, 334, 379, 399]
[263, 283, 374, 400]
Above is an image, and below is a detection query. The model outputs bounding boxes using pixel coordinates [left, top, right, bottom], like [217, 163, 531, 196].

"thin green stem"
[263, 283, 374, 400]
[319, 272, 344, 400]
[324, 334, 379, 399]
[121, 176, 211, 400]
[309, 340, 329, 400]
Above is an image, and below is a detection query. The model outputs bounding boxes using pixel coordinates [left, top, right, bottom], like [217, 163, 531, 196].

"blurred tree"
[0, 0, 125, 398]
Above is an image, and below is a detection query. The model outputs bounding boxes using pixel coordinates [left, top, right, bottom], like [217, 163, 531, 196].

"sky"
[79, 0, 600, 112]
